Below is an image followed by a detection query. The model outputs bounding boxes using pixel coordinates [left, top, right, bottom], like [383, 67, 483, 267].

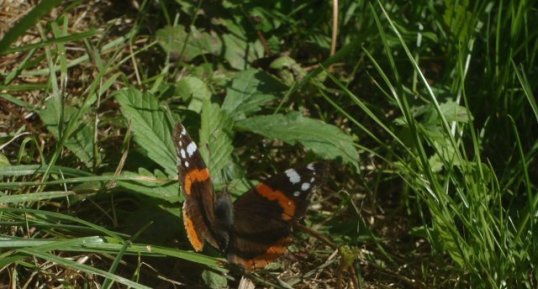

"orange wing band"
[255, 183, 296, 221]
[183, 168, 210, 195]
[183, 209, 204, 251]
[228, 238, 290, 269]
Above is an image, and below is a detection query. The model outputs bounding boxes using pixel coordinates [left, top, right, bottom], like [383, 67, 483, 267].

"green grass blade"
[18, 249, 151, 289]
[0, 0, 64, 54]
[0, 191, 75, 204]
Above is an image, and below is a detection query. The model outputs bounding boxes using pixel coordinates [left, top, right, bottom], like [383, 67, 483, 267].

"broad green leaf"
[115, 88, 176, 177]
[222, 69, 286, 120]
[0, 154, 9, 167]
[270, 55, 306, 86]
[437, 100, 470, 123]
[236, 112, 359, 170]
[117, 169, 179, 203]
[39, 98, 95, 168]
[202, 270, 228, 289]
[176, 76, 212, 113]
[199, 102, 234, 186]
[443, 0, 472, 42]
[156, 25, 221, 61]
[222, 33, 264, 70]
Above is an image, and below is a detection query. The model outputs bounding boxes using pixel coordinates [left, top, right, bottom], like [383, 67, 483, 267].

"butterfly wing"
[227, 163, 323, 269]
[174, 123, 227, 251]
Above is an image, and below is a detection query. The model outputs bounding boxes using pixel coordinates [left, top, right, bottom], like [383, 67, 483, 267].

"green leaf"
[39, 99, 96, 168]
[156, 25, 221, 61]
[199, 102, 234, 185]
[443, 0, 472, 42]
[222, 33, 264, 70]
[270, 55, 307, 86]
[236, 112, 359, 170]
[202, 269, 228, 289]
[222, 69, 286, 120]
[115, 88, 176, 177]
[0, 154, 10, 167]
[176, 76, 212, 113]
[117, 169, 179, 203]
[437, 100, 470, 123]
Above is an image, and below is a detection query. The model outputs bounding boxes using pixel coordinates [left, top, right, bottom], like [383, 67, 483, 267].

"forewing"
[227, 162, 323, 269]
[174, 123, 220, 251]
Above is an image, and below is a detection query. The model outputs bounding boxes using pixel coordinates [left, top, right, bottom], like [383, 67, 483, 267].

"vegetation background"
[0, 0, 537, 288]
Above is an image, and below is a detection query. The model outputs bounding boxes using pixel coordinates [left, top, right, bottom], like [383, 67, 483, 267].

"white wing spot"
[310, 177, 315, 183]
[181, 126, 187, 136]
[180, 149, 186, 159]
[184, 160, 190, 168]
[186, 142, 197, 156]
[307, 163, 315, 171]
[285, 169, 301, 184]
[293, 191, 301, 197]
[301, 182, 311, 191]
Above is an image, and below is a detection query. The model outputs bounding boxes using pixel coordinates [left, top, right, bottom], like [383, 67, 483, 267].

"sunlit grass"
[1, 0, 537, 288]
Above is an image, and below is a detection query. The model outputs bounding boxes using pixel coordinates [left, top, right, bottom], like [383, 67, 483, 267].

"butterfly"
[173, 123, 322, 269]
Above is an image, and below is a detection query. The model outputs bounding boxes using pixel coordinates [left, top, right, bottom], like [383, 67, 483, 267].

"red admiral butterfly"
[173, 123, 322, 269]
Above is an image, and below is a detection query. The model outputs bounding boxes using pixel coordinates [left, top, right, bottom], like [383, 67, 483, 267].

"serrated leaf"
[438, 100, 470, 123]
[156, 25, 221, 61]
[236, 112, 359, 170]
[117, 169, 179, 203]
[0, 154, 10, 167]
[222, 33, 264, 70]
[176, 76, 212, 113]
[222, 69, 286, 120]
[114, 88, 176, 176]
[270, 55, 307, 86]
[199, 101, 234, 185]
[39, 98, 95, 168]
[443, 0, 472, 42]
[202, 269, 228, 289]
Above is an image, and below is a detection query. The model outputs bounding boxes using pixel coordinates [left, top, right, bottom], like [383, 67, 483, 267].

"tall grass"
[323, 1, 537, 288]
[1, 0, 536, 288]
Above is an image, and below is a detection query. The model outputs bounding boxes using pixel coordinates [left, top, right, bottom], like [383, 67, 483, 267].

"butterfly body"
[173, 123, 321, 269]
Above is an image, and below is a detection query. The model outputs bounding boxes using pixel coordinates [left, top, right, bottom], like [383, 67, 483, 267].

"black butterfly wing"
[174, 123, 228, 251]
[227, 163, 323, 269]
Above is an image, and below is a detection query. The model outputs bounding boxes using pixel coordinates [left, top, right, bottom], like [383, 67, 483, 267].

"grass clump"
[1, 0, 537, 288]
